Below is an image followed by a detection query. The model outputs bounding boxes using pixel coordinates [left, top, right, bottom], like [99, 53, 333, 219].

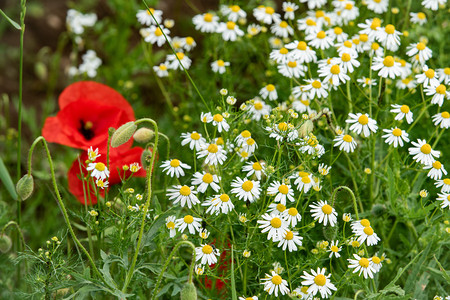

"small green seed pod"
[180, 282, 197, 300]
[16, 174, 34, 201]
[141, 149, 153, 169]
[133, 128, 154, 143]
[111, 122, 137, 148]
[0, 234, 12, 253]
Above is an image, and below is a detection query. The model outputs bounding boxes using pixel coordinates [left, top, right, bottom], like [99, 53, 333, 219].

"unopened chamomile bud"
[298, 120, 314, 138]
[0, 234, 12, 253]
[133, 128, 154, 143]
[111, 122, 137, 148]
[180, 282, 197, 300]
[16, 174, 34, 201]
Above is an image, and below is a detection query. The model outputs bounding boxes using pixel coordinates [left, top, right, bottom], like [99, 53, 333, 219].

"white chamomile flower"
[309, 200, 338, 227]
[248, 99, 271, 121]
[247, 23, 262, 36]
[336, 40, 358, 56]
[328, 26, 348, 43]
[318, 163, 331, 176]
[210, 193, 235, 214]
[390, 104, 414, 123]
[422, 0, 447, 11]
[153, 63, 169, 77]
[301, 268, 337, 299]
[211, 60, 230, 74]
[435, 178, 450, 193]
[253, 6, 281, 24]
[408, 139, 440, 165]
[95, 179, 108, 189]
[328, 240, 342, 258]
[184, 36, 196, 51]
[437, 67, 450, 84]
[432, 111, 450, 128]
[425, 83, 449, 107]
[334, 134, 357, 152]
[175, 215, 202, 234]
[382, 127, 410, 147]
[266, 122, 298, 142]
[211, 113, 230, 132]
[338, 52, 360, 73]
[166, 216, 176, 238]
[136, 8, 162, 26]
[283, 2, 298, 20]
[261, 271, 289, 297]
[302, 79, 329, 99]
[86, 162, 109, 180]
[278, 230, 303, 252]
[346, 113, 378, 137]
[167, 185, 199, 208]
[87, 146, 100, 161]
[285, 40, 317, 63]
[267, 202, 287, 215]
[291, 171, 315, 194]
[410, 12, 427, 25]
[242, 161, 266, 180]
[217, 21, 244, 41]
[372, 55, 401, 79]
[231, 177, 261, 203]
[436, 192, 450, 209]
[358, 18, 382, 39]
[167, 52, 191, 70]
[396, 77, 416, 90]
[271, 20, 294, 38]
[348, 254, 376, 279]
[143, 25, 170, 47]
[281, 207, 302, 227]
[306, 30, 334, 50]
[195, 264, 204, 275]
[415, 66, 440, 88]
[270, 47, 290, 64]
[351, 219, 381, 246]
[375, 24, 401, 51]
[181, 131, 207, 151]
[200, 112, 213, 123]
[260, 84, 278, 100]
[196, 244, 220, 266]
[319, 60, 350, 86]
[269, 37, 284, 48]
[366, 0, 389, 13]
[192, 13, 219, 33]
[235, 130, 252, 147]
[160, 159, 191, 178]
[257, 214, 288, 242]
[192, 171, 220, 193]
[370, 255, 383, 272]
[406, 42, 432, 64]
[267, 181, 295, 205]
[197, 143, 227, 165]
[278, 60, 307, 78]
[424, 161, 447, 180]
[221, 5, 246, 22]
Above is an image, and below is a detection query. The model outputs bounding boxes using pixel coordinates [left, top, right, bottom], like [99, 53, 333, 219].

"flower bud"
[141, 149, 153, 169]
[16, 174, 34, 201]
[0, 234, 12, 253]
[133, 128, 154, 143]
[111, 122, 137, 148]
[180, 282, 197, 300]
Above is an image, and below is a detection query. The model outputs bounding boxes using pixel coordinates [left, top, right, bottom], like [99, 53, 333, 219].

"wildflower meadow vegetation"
[1, 0, 450, 299]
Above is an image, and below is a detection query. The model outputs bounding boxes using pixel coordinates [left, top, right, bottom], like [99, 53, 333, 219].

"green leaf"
[0, 157, 18, 201]
[387, 166, 397, 212]
[230, 244, 237, 300]
[0, 9, 21, 30]
[142, 207, 175, 248]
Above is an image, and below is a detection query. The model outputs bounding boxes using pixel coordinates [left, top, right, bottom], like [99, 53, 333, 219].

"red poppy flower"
[68, 146, 147, 205]
[42, 81, 135, 151]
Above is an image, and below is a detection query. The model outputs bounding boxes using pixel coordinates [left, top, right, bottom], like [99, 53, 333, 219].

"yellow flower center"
[385, 24, 395, 34]
[184, 215, 194, 224]
[363, 226, 374, 235]
[159, 65, 167, 71]
[190, 132, 200, 140]
[358, 115, 369, 125]
[240, 151, 249, 158]
[241, 130, 251, 138]
[231, 5, 240, 12]
[277, 203, 286, 212]
[330, 65, 340, 74]
[170, 159, 180, 167]
[204, 13, 213, 22]
[288, 61, 297, 68]
[295, 41, 307, 51]
[278, 122, 288, 131]
[288, 207, 298, 216]
[242, 180, 254, 192]
[203, 173, 214, 183]
[278, 184, 289, 194]
[392, 128, 402, 137]
[217, 60, 225, 67]
[202, 245, 213, 254]
[359, 258, 370, 268]
[316, 31, 326, 39]
[417, 12, 426, 19]
[312, 80, 322, 89]
[343, 40, 352, 48]
[306, 19, 316, 26]
[220, 194, 230, 202]
[180, 186, 191, 196]
[444, 67, 450, 75]
[298, 171, 309, 177]
[207, 144, 219, 153]
[146, 8, 155, 15]
[334, 27, 343, 34]
[322, 204, 333, 215]
[436, 84, 446, 94]
[167, 221, 175, 229]
[432, 161, 442, 169]
[343, 134, 353, 142]
[400, 105, 410, 113]
[345, 3, 353, 9]
[441, 111, 450, 119]
[301, 286, 309, 293]
[314, 274, 326, 286]
[270, 217, 282, 228]
[341, 53, 351, 62]
[383, 56, 395, 67]
[443, 178, 450, 185]
[279, 21, 288, 28]
[352, 38, 360, 45]
[216, 137, 224, 145]
[271, 275, 282, 285]
[372, 256, 381, 264]
[285, 231, 294, 240]
[360, 219, 370, 227]
[176, 52, 185, 60]
[416, 42, 426, 50]
[331, 245, 339, 252]
[425, 69, 435, 78]
[266, 84, 275, 91]
[154, 28, 163, 36]
[252, 162, 262, 171]
[226, 21, 236, 30]
[265, 7, 275, 14]
[359, 34, 369, 42]
[185, 37, 194, 45]
[254, 102, 263, 110]
[95, 162, 106, 171]
[316, 10, 325, 18]
[371, 42, 380, 50]
[300, 99, 310, 106]
[280, 47, 289, 54]
[370, 18, 381, 30]
[420, 144, 432, 154]
[301, 176, 311, 184]
[213, 114, 223, 122]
